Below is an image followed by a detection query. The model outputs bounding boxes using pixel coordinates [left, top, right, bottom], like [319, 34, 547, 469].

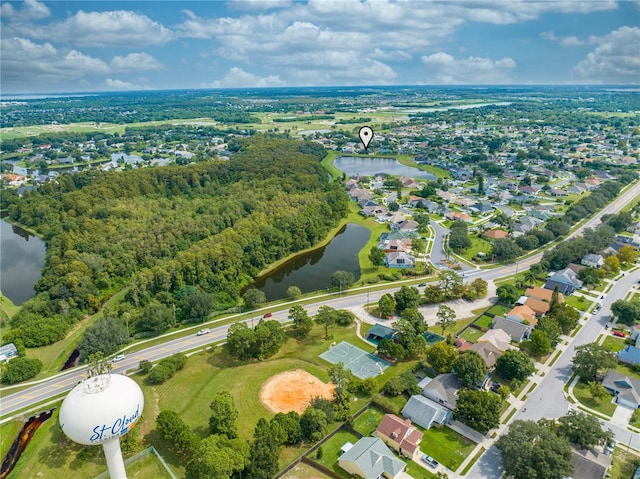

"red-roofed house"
[375, 414, 424, 461]
[524, 297, 550, 317]
[507, 305, 538, 326]
[525, 287, 564, 304]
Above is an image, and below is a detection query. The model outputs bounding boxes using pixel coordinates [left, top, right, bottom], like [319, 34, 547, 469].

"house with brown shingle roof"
[524, 297, 550, 317]
[525, 287, 564, 303]
[375, 414, 424, 461]
[506, 305, 538, 326]
[483, 229, 509, 240]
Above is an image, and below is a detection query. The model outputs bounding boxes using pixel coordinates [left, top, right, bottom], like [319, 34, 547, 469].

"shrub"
[0, 357, 43, 384]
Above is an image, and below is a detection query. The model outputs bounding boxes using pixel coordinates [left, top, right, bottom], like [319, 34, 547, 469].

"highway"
[1, 180, 639, 431]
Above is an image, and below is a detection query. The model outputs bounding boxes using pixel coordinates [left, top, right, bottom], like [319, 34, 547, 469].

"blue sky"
[1, 0, 639, 93]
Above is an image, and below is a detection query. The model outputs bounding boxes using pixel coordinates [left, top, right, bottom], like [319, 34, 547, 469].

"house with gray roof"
[570, 447, 612, 479]
[338, 437, 406, 479]
[618, 345, 640, 367]
[581, 253, 604, 268]
[492, 316, 531, 343]
[544, 268, 583, 295]
[422, 373, 461, 410]
[402, 394, 452, 430]
[602, 370, 640, 409]
[385, 252, 415, 269]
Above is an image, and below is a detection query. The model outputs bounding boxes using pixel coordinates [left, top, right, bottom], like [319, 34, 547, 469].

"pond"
[253, 223, 370, 301]
[0, 218, 47, 305]
[334, 156, 437, 180]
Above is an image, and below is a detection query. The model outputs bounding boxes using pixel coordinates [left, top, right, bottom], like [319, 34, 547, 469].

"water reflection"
[0, 219, 46, 305]
[253, 223, 370, 301]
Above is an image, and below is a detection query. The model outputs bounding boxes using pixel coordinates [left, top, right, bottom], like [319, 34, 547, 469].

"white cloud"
[1, 0, 50, 21]
[572, 26, 640, 84]
[540, 30, 584, 46]
[25, 10, 174, 47]
[205, 67, 285, 87]
[421, 52, 517, 84]
[1, 37, 110, 88]
[105, 78, 150, 91]
[111, 53, 164, 71]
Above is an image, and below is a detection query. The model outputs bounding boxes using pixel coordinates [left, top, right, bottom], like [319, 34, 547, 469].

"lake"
[334, 156, 437, 180]
[253, 223, 370, 301]
[0, 218, 46, 305]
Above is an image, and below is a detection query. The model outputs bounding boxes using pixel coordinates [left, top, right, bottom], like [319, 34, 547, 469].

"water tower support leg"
[102, 439, 128, 479]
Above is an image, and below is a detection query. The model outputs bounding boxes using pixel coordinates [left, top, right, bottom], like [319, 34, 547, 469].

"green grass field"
[609, 447, 640, 479]
[460, 237, 493, 262]
[419, 425, 476, 471]
[601, 335, 626, 353]
[564, 294, 592, 312]
[459, 327, 484, 343]
[310, 429, 361, 478]
[473, 314, 494, 330]
[573, 381, 617, 417]
[352, 406, 386, 437]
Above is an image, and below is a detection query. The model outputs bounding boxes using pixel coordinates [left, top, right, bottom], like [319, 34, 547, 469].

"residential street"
[466, 271, 640, 479]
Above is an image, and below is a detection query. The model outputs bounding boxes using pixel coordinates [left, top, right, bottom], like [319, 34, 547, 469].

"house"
[445, 211, 473, 223]
[469, 341, 503, 369]
[544, 268, 583, 295]
[475, 329, 513, 352]
[396, 220, 419, 232]
[0, 343, 18, 362]
[602, 370, 640, 409]
[383, 239, 411, 253]
[385, 252, 415, 269]
[483, 229, 509, 240]
[422, 373, 461, 410]
[525, 287, 564, 304]
[506, 304, 538, 325]
[492, 316, 531, 343]
[582, 254, 604, 268]
[470, 202, 494, 215]
[375, 414, 424, 461]
[615, 234, 640, 248]
[569, 447, 612, 479]
[338, 437, 406, 479]
[523, 297, 550, 317]
[402, 395, 452, 431]
[366, 324, 397, 343]
[618, 345, 640, 367]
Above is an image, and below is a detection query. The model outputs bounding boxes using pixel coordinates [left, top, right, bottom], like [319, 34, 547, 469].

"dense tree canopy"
[496, 420, 573, 479]
[452, 351, 487, 388]
[5, 138, 347, 347]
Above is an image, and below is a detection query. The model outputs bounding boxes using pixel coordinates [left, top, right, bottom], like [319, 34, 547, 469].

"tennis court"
[320, 341, 391, 379]
[423, 331, 445, 346]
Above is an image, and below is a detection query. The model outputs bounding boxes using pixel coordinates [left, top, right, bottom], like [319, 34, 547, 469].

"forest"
[1, 137, 348, 348]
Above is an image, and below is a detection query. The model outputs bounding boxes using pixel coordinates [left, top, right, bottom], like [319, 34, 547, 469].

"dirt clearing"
[260, 369, 334, 414]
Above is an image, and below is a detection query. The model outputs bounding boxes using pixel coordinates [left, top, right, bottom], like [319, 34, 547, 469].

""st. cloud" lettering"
[89, 404, 140, 442]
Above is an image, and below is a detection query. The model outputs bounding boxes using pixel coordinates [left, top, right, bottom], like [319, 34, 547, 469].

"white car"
[111, 354, 126, 362]
[197, 328, 210, 336]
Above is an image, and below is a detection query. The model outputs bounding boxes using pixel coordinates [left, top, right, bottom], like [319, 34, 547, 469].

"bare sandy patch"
[260, 369, 334, 414]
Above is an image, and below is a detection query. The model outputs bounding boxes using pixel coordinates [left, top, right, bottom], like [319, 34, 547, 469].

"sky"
[1, 0, 639, 94]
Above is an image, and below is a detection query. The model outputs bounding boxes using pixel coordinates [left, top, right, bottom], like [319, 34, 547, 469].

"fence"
[92, 446, 177, 479]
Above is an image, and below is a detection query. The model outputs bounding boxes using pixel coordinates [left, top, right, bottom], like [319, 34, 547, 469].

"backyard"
[419, 425, 476, 471]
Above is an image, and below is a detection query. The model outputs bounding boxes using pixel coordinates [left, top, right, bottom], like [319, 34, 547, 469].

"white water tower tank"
[60, 373, 144, 479]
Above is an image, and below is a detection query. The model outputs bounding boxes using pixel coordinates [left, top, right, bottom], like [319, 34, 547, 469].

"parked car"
[197, 328, 210, 336]
[418, 283, 427, 287]
[111, 354, 126, 363]
[262, 312, 272, 318]
[593, 305, 601, 313]
[613, 331, 626, 338]
[422, 455, 439, 469]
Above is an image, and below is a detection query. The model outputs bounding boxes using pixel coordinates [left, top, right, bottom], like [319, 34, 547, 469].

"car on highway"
[418, 283, 427, 287]
[593, 305, 601, 313]
[613, 331, 626, 338]
[422, 454, 439, 468]
[111, 354, 126, 362]
[263, 312, 272, 318]
[197, 328, 210, 336]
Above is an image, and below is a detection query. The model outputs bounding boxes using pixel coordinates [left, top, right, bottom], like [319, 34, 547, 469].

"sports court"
[320, 341, 391, 379]
[423, 331, 445, 346]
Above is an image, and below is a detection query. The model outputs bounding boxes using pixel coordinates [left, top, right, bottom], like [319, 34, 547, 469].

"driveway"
[610, 403, 633, 429]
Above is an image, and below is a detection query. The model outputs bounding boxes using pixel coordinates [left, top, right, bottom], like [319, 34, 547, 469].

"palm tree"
[524, 269, 538, 287]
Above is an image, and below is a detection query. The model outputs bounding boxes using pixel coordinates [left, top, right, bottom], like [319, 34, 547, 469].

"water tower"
[59, 373, 144, 479]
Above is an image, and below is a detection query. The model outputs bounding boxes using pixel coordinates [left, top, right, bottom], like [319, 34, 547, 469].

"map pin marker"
[359, 126, 373, 150]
